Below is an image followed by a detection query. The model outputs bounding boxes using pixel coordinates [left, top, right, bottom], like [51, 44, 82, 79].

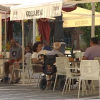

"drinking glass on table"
[76, 58, 79, 61]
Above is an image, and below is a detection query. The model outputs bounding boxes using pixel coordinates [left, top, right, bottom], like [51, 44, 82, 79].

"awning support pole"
[33, 19, 36, 44]
[91, 2, 95, 37]
[22, 20, 25, 84]
[4, 13, 7, 57]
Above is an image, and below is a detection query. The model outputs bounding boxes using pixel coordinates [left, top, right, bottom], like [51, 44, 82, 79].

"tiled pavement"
[0, 81, 99, 100]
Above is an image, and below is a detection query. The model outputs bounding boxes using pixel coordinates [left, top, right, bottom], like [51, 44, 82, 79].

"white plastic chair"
[94, 57, 100, 67]
[78, 60, 100, 98]
[10, 55, 32, 84]
[53, 57, 66, 91]
[75, 52, 81, 60]
[75, 52, 85, 61]
[62, 57, 80, 95]
[28, 56, 43, 88]
[80, 52, 85, 60]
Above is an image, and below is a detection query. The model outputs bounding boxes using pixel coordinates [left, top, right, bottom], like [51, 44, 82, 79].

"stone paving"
[0, 81, 99, 100]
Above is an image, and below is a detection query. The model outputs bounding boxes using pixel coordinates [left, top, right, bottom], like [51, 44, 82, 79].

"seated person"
[82, 37, 100, 84]
[1, 39, 22, 82]
[82, 37, 100, 60]
[42, 40, 52, 51]
[46, 42, 64, 87]
[32, 42, 43, 72]
[47, 42, 64, 57]
[9, 46, 32, 83]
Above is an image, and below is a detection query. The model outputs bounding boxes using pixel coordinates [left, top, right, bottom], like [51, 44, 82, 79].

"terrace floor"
[0, 80, 99, 100]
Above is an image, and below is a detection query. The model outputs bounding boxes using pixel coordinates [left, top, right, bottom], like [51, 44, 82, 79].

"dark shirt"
[43, 46, 52, 51]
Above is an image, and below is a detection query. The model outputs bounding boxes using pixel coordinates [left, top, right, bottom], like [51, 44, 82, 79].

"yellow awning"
[63, 7, 100, 27]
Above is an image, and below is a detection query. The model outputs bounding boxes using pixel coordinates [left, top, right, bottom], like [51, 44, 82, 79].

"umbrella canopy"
[64, 0, 100, 4]
[0, 5, 10, 14]
[10, 0, 62, 20]
[63, 7, 100, 27]
[10, 0, 78, 20]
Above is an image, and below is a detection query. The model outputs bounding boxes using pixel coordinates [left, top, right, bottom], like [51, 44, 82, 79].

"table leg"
[3, 59, 5, 83]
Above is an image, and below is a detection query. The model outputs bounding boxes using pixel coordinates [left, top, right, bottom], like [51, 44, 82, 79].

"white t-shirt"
[25, 52, 32, 63]
[32, 52, 38, 59]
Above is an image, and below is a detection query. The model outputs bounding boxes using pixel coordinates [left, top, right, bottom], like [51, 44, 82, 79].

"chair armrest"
[31, 64, 43, 67]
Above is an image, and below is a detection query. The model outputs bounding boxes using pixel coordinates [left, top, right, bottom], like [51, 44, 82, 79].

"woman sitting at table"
[32, 41, 44, 72]
[9, 46, 32, 83]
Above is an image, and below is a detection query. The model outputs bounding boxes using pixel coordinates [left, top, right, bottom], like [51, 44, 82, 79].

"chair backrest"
[80, 52, 85, 60]
[25, 55, 32, 70]
[75, 52, 81, 60]
[44, 55, 58, 65]
[43, 55, 58, 75]
[56, 57, 66, 75]
[80, 60, 99, 80]
[75, 52, 85, 60]
[63, 57, 72, 77]
[94, 57, 100, 65]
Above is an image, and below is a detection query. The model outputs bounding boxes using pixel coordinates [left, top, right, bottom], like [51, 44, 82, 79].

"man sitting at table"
[82, 37, 100, 60]
[46, 42, 64, 87]
[82, 37, 100, 84]
[47, 42, 64, 57]
[1, 39, 22, 82]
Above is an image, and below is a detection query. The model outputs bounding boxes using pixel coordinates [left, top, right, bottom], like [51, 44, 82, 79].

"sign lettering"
[10, 2, 62, 20]
[13, 11, 17, 16]
[53, 6, 59, 11]
[75, 20, 88, 25]
[26, 10, 43, 17]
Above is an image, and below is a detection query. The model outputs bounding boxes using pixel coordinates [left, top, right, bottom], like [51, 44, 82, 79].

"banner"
[63, 17, 100, 27]
[10, 2, 62, 20]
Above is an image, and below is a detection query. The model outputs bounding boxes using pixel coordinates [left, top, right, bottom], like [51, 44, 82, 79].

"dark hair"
[25, 46, 32, 54]
[90, 37, 98, 44]
[32, 41, 42, 52]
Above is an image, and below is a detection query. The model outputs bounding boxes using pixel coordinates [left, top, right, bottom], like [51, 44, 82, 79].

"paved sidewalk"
[0, 82, 99, 100]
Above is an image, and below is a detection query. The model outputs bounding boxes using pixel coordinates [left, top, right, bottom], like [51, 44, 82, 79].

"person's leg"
[9, 63, 20, 81]
[9, 65, 15, 81]
[13, 63, 20, 81]
[14, 70, 19, 80]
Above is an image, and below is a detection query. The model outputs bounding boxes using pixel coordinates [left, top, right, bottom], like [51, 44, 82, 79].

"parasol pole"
[4, 12, 7, 57]
[22, 20, 25, 84]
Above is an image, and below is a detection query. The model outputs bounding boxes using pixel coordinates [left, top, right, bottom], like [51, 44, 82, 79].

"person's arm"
[82, 48, 89, 60]
[32, 53, 40, 64]
[32, 58, 40, 64]
[24, 53, 31, 61]
[17, 47, 22, 61]
[82, 56, 88, 60]
[9, 49, 14, 61]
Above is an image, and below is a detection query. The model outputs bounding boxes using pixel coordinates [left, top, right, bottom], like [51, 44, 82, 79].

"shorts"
[7, 60, 19, 63]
